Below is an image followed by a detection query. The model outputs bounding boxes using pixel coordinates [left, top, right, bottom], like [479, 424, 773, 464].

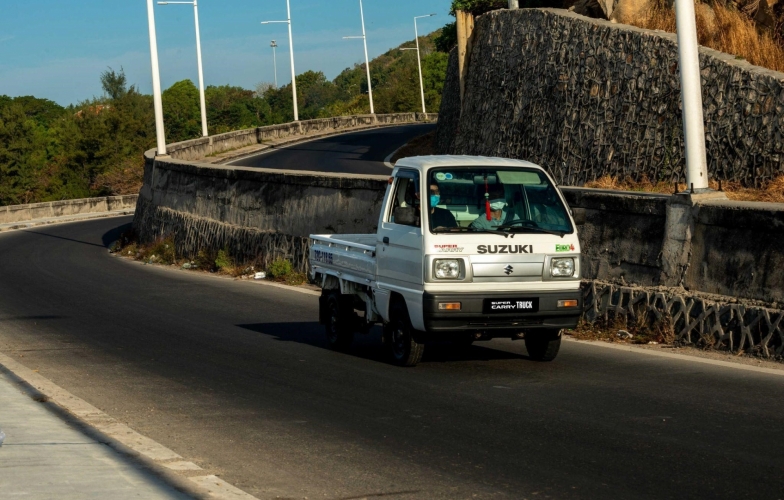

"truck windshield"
[426, 167, 573, 235]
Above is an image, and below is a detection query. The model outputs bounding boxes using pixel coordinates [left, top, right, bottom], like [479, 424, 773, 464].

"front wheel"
[524, 329, 562, 361]
[385, 301, 425, 367]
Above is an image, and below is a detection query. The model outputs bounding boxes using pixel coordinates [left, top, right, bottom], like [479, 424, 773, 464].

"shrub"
[267, 258, 293, 279]
[215, 248, 233, 270]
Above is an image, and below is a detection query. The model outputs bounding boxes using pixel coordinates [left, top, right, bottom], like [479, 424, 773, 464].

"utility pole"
[344, 0, 375, 114]
[158, 0, 209, 137]
[271, 40, 278, 88]
[674, 0, 709, 190]
[146, 0, 167, 155]
[261, 0, 299, 121]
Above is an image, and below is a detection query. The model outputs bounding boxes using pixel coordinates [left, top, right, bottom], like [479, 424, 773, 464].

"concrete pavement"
[0, 368, 190, 499]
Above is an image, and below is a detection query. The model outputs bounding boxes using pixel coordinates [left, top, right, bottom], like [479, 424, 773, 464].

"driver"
[470, 183, 510, 230]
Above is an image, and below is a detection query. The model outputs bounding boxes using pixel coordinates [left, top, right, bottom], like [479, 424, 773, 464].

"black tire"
[385, 301, 425, 367]
[324, 292, 355, 350]
[524, 329, 562, 361]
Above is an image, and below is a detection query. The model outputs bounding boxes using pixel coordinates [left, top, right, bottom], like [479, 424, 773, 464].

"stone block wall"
[436, 8, 784, 187]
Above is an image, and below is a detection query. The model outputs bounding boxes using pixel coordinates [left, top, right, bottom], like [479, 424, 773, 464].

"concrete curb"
[0, 351, 260, 500]
[0, 209, 135, 233]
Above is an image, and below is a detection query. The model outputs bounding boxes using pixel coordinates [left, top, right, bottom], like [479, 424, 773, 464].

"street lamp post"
[261, 0, 299, 121]
[401, 14, 436, 114]
[270, 40, 278, 88]
[146, 0, 167, 155]
[674, 0, 709, 190]
[343, 0, 374, 114]
[158, 0, 209, 137]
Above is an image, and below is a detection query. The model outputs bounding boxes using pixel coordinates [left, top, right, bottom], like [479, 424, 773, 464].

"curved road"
[229, 123, 435, 174]
[0, 127, 782, 499]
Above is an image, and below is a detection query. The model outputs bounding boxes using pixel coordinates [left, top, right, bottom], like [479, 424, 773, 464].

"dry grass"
[585, 174, 784, 203]
[636, 0, 784, 72]
[390, 131, 436, 164]
[569, 311, 676, 345]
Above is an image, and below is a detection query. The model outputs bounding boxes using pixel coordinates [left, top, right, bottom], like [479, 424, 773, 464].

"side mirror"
[571, 208, 586, 226]
[393, 206, 418, 226]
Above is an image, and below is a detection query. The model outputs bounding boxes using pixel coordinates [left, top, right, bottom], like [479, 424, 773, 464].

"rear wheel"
[524, 329, 562, 361]
[385, 301, 424, 367]
[324, 292, 355, 350]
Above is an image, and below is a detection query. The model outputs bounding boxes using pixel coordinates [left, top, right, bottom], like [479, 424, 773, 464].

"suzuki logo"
[504, 265, 514, 275]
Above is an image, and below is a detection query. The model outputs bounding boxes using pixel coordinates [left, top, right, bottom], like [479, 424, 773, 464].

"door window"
[387, 170, 421, 227]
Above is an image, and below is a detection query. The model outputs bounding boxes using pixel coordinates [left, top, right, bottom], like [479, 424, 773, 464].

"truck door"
[376, 169, 424, 324]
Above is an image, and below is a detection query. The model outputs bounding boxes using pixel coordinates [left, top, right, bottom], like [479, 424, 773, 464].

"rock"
[617, 329, 633, 339]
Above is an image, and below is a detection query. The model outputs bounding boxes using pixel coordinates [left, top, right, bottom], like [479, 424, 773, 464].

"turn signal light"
[438, 302, 462, 311]
[557, 300, 579, 308]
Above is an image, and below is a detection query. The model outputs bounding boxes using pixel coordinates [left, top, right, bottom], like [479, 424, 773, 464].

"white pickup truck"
[309, 155, 583, 366]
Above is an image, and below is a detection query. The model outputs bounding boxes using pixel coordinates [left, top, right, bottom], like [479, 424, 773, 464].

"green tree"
[162, 80, 201, 142]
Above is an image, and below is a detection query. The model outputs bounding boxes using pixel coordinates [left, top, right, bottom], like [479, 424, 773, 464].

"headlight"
[434, 259, 460, 279]
[551, 258, 575, 277]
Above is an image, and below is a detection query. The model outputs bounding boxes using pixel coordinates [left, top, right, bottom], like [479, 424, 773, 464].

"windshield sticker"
[477, 244, 532, 254]
[556, 244, 575, 252]
[434, 244, 464, 253]
[435, 172, 446, 181]
[445, 173, 453, 180]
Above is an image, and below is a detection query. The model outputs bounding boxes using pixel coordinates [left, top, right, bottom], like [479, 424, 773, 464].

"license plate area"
[483, 298, 539, 314]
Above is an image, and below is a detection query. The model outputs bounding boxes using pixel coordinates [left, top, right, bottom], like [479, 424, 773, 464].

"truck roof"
[394, 155, 545, 172]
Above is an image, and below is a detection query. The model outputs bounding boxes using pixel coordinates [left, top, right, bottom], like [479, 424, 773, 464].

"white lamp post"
[401, 14, 435, 114]
[158, 0, 209, 138]
[270, 40, 278, 88]
[674, 0, 709, 191]
[146, 0, 167, 155]
[261, 0, 299, 121]
[343, 0, 375, 114]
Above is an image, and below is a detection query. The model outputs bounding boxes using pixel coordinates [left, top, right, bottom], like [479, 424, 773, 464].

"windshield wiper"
[496, 219, 567, 237]
[432, 227, 511, 238]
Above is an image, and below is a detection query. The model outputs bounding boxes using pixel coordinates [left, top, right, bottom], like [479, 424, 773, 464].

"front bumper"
[422, 290, 582, 335]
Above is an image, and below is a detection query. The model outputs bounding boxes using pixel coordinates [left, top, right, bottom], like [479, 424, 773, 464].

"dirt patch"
[584, 175, 784, 203]
[390, 131, 436, 164]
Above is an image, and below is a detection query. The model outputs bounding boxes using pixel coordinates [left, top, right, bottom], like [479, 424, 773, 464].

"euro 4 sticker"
[556, 244, 575, 252]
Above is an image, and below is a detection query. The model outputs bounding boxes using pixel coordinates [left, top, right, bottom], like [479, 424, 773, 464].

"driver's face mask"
[489, 199, 506, 211]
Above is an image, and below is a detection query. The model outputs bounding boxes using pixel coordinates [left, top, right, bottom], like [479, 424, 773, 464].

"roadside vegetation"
[0, 29, 449, 207]
[584, 175, 784, 203]
[567, 314, 676, 345]
[111, 232, 307, 286]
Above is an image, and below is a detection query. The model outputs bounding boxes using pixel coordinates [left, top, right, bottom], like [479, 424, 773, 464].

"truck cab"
[310, 156, 582, 366]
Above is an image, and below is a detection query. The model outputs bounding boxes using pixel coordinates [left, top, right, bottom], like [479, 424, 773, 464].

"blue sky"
[0, 0, 451, 106]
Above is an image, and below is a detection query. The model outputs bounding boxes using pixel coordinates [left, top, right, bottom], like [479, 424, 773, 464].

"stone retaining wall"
[436, 8, 784, 187]
[0, 195, 138, 224]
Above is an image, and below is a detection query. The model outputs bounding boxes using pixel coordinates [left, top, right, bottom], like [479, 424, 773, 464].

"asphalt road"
[229, 123, 435, 174]
[0, 127, 783, 499]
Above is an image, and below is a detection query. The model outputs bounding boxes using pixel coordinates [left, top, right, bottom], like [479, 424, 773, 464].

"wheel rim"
[391, 324, 406, 359]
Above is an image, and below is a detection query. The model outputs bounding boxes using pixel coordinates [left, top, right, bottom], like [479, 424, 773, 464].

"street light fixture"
[145, 0, 167, 155]
[158, 0, 209, 138]
[343, 0, 374, 114]
[401, 13, 436, 114]
[270, 40, 278, 89]
[261, 0, 299, 121]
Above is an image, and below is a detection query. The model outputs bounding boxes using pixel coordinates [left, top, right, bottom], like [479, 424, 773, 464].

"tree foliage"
[0, 28, 449, 206]
[450, 0, 507, 16]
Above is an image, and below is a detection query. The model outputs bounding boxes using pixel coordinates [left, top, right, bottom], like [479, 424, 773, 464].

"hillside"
[0, 28, 449, 206]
